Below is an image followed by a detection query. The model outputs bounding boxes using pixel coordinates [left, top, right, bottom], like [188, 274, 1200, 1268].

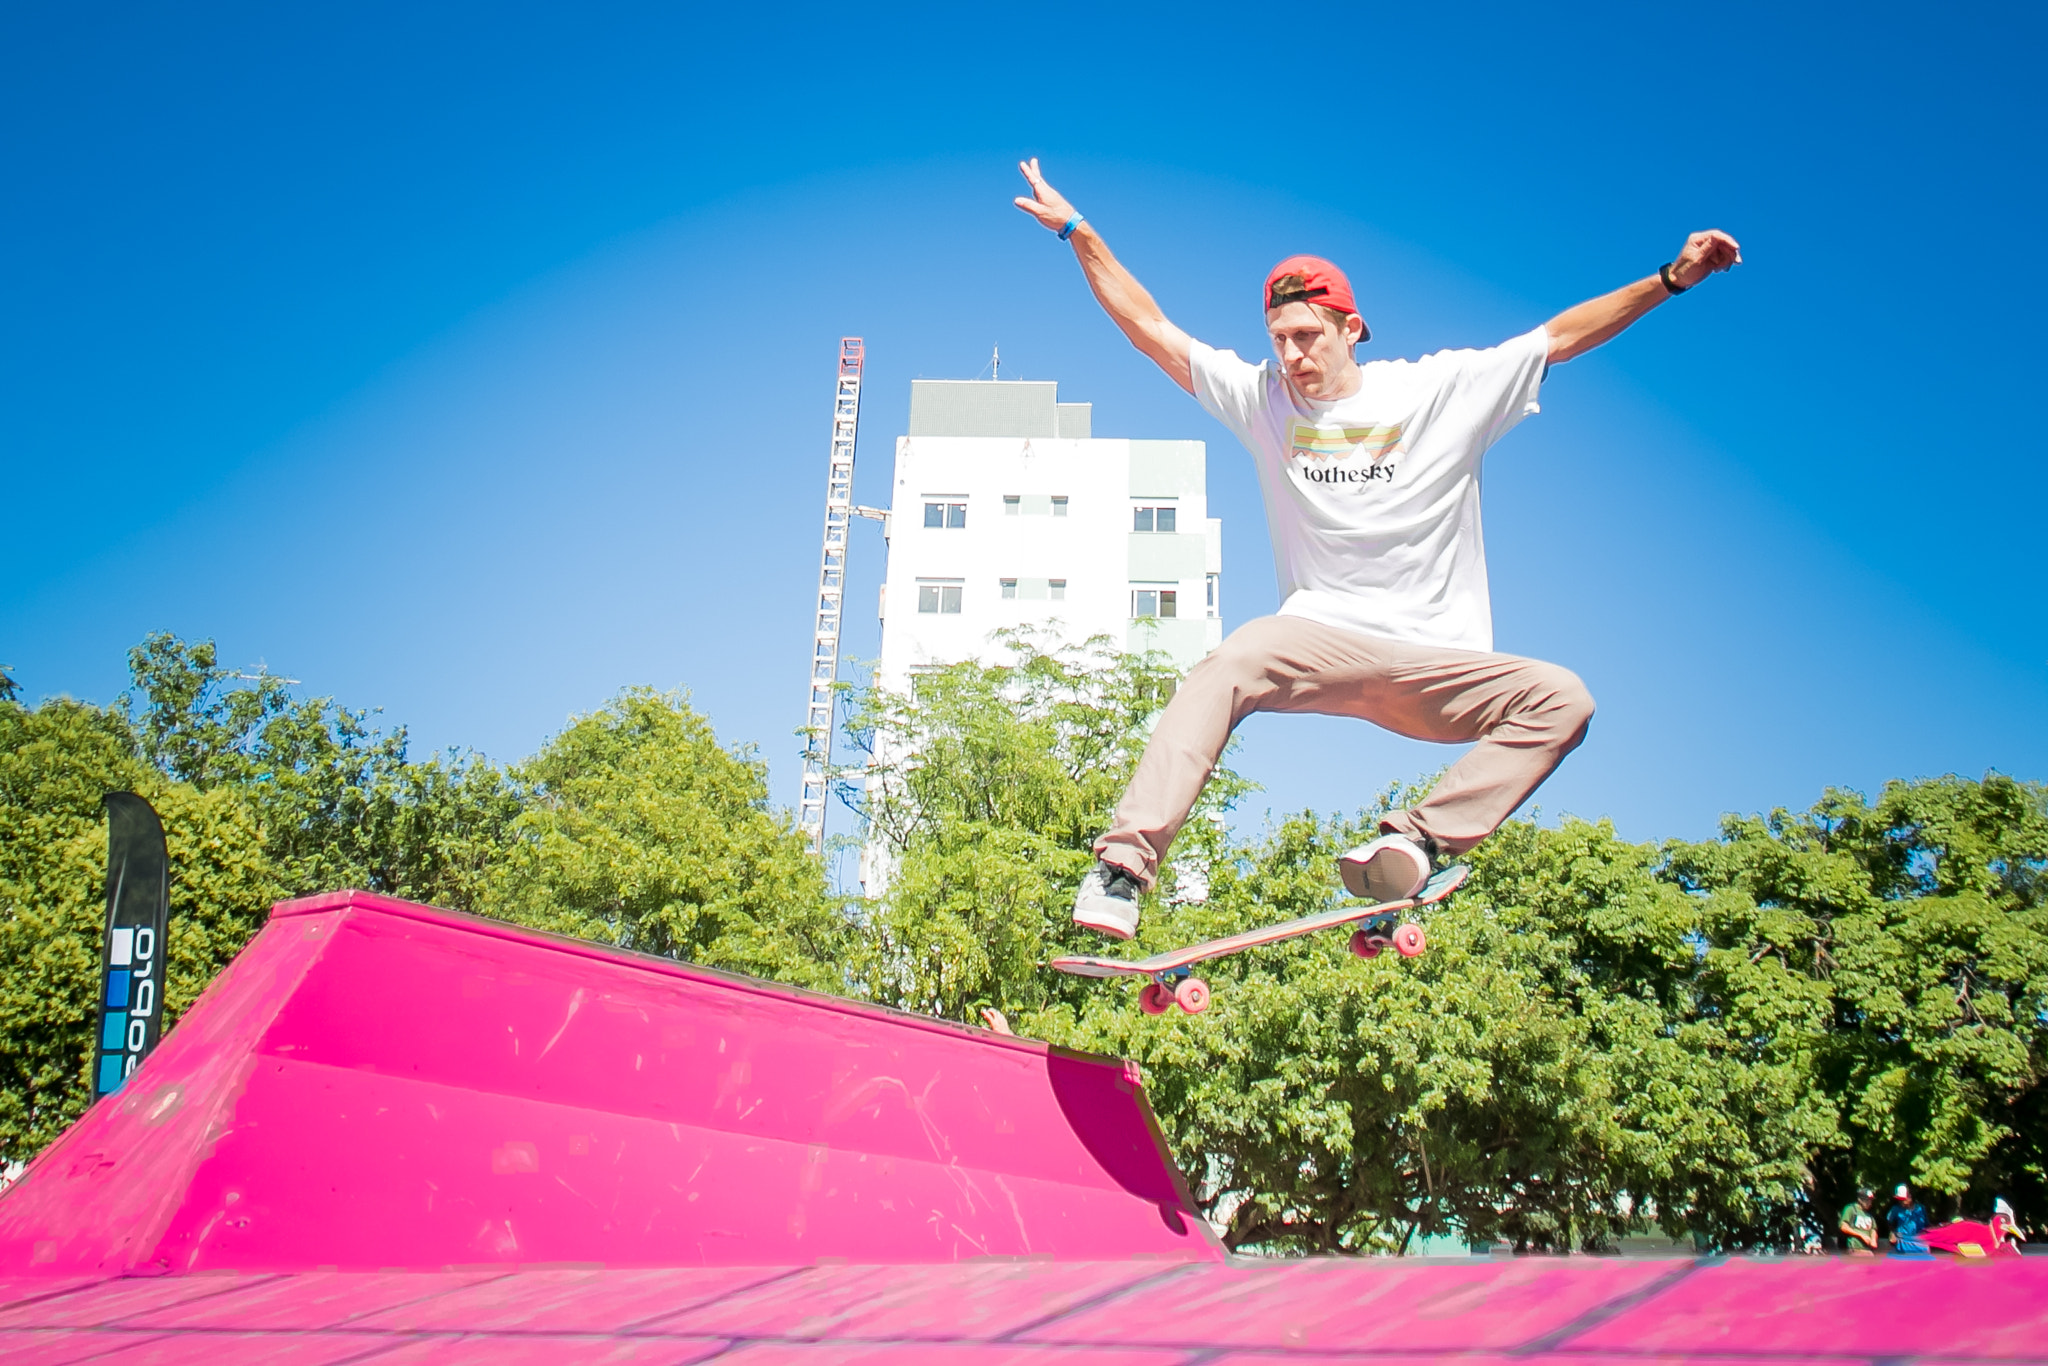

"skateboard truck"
[1138, 967, 1210, 1016]
[1347, 910, 1427, 961]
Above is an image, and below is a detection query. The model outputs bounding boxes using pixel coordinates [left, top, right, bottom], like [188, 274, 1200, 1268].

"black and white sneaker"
[1072, 860, 1144, 940]
[1338, 833, 1435, 903]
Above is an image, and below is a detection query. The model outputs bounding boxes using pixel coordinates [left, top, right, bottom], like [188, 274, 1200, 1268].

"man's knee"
[1171, 618, 1295, 727]
[1523, 662, 1595, 737]
[1190, 617, 1293, 689]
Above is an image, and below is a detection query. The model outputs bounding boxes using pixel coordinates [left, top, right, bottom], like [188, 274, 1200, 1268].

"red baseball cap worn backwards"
[1265, 255, 1369, 340]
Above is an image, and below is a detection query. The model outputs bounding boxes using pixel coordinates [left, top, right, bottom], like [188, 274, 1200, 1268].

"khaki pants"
[1096, 615, 1595, 886]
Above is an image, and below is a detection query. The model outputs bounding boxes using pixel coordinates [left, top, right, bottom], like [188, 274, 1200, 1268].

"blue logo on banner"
[104, 969, 131, 1009]
[100, 1012, 127, 1050]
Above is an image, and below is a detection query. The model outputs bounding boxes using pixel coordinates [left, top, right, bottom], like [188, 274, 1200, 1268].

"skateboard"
[1051, 863, 1469, 1016]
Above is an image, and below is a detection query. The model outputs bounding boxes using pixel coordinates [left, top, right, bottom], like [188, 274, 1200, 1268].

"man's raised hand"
[1544, 228, 1745, 363]
[1671, 230, 1743, 289]
[1009, 157, 1194, 391]
[1014, 158, 1080, 235]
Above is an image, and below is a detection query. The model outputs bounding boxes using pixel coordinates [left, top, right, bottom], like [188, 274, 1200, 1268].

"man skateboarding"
[1012, 159, 1741, 940]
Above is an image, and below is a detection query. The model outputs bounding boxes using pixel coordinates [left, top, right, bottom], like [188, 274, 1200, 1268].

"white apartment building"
[875, 378, 1222, 690]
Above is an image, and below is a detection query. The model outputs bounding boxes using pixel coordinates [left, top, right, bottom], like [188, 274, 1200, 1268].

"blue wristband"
[1058, 215, 1085, 242]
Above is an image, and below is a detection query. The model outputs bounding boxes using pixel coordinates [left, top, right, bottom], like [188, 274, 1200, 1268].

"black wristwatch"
[1660, 262, 1691, 295]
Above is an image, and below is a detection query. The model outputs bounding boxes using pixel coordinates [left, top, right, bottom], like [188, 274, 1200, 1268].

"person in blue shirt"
[1888, 1183, 1930, 1254]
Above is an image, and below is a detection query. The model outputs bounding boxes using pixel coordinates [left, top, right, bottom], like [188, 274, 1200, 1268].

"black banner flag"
[95, 793, 170, 1097]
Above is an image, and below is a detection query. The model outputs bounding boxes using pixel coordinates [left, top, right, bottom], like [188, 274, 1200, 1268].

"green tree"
[1022, 809, 1833, 1254]
[126, 634, 518, 910]
[0, 694, 280, 1162]
[1666, 776, 2048, 1226]
[483, 688, 845, 993]
[844, 630, 1239, 1022]
[1477, 816, 1836, 1250]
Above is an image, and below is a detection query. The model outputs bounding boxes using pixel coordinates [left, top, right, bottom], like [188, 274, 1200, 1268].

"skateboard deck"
[1051, 863, 1469, 1015]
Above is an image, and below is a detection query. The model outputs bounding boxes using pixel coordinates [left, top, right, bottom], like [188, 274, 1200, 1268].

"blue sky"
[5, 1, 2044, 852]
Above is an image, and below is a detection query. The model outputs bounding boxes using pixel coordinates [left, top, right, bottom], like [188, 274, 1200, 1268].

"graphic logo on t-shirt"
[1287, 419, 1404, 463]
[1286, 419, 1405, 487]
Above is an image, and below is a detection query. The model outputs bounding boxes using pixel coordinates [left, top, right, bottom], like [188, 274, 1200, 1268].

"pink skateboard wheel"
[1393, 923, 1426, 958]
[1139, 982, 1173, 1015]
[1175, 977, 1211, 1014]
[1349, 929, 1382, 959]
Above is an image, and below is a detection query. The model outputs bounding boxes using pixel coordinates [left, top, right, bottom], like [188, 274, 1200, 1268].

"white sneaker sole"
[1339, 836, 1430, 902]
[1072, 905, 1137, 941]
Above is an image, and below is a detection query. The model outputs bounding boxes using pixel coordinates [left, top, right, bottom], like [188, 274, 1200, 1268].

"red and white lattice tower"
[798, 338, 866, 855]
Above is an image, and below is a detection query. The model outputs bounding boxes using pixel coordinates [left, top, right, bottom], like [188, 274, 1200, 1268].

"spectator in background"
[1839, 1189, 1880, 1255]
[1889, 1183, 1930, 1254]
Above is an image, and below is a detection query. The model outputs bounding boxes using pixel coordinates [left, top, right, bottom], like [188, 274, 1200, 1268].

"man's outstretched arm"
[1544, 230, 1742, 365]
[1014, 159, 1195, 394]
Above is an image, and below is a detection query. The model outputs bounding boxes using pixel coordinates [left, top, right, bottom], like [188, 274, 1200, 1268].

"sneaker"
[1338, 833, 1434, 903]
[1073, 860, 1144, 940]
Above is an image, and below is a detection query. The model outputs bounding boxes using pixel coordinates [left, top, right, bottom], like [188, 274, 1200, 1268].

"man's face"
[1266, 301, 1364, 400]
[1858, 1194, 1873, 1210]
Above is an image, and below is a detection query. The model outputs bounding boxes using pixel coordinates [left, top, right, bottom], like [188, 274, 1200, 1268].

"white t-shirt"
[1191, 326, 1550, 654]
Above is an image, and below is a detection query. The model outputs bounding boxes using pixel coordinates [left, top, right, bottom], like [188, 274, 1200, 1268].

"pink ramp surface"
[0, 1256, 2040, 1363]
[0, 890, 1215, 1275]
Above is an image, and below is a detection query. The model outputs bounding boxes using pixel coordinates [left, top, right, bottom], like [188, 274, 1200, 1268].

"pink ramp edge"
[0, 890, 1219, 1274]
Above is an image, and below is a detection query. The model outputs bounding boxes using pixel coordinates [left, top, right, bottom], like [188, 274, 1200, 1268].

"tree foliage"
[1666, 776, 2048, 1231]
[1009, 809, 1838, 1253]
[0, 695, 279, 1158]
[126, 635, 518, 911]
[841, 629, 1241, 1021]
[483, 688, 841, 992]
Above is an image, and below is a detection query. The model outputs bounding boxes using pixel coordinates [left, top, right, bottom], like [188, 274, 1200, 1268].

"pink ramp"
[0, 890, 1217, 1275]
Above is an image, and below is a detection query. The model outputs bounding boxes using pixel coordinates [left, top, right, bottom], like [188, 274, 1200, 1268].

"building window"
[924, 501, 967, 528]
[1000, 578, 1018, 599]
[1206, 573, 1219, 616]
[1050, 579, 1066, 600]
[1003, 496, 1021, 516]
[1052, 496, 1069, 517]
[1133, 506, 1177, 533]
[917, 583, 963, 614]
[1132, 588, 1177, 619]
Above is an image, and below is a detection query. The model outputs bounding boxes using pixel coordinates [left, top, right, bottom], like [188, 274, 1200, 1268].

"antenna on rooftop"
[991, 345, 999, 380]
[798, 338, 885, 859]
